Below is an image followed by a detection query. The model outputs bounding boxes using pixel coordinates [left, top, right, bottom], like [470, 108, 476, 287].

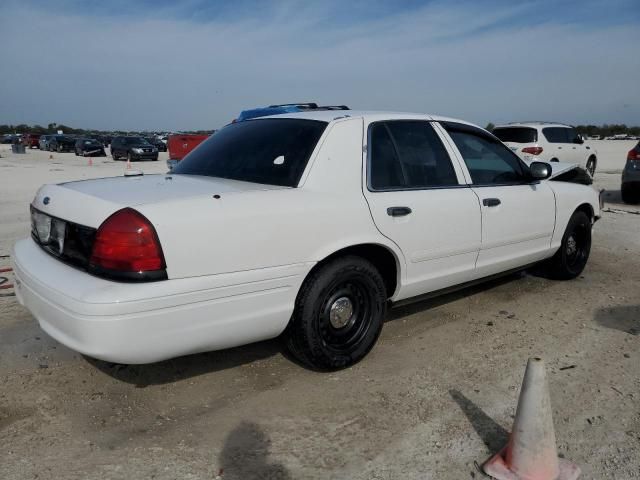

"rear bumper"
[622, 167, 640, 184]
[12, 238, 310, 364]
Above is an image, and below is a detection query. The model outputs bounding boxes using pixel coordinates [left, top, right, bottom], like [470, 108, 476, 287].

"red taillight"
[522, 146, 543, 156]
[90, 208, 165, 274]
[627, 149, 640, 161]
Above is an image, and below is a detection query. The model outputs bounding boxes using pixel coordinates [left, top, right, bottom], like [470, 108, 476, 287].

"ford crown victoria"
[13, 111, 601, 370]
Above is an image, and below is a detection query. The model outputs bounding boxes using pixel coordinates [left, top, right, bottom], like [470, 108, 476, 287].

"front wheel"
[285, 256, 387, 370]
[545, 211, 592, 279]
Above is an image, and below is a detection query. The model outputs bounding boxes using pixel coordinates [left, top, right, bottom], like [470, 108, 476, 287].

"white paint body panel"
[13, 111, 601, 364]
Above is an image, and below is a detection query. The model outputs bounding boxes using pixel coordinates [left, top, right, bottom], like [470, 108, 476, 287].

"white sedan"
[13, 111, 601, 370]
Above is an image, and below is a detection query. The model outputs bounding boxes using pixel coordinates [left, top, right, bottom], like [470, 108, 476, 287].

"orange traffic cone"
[483, 358, 580, 480]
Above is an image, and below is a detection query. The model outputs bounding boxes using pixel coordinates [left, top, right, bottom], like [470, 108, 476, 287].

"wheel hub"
[329, 297, 354, 329]
[566, 235, 577, 256]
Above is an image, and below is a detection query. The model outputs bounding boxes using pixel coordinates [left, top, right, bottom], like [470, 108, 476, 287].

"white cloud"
[1, 1, 638, 130]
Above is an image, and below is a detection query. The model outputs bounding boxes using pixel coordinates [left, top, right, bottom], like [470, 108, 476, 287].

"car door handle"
[387, 206, 412, 217]
[483, 198, 501, 207]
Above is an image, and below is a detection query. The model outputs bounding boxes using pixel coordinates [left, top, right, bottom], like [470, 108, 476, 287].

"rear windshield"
[172, 118, 327, 187]
[492, 127, 537, 143]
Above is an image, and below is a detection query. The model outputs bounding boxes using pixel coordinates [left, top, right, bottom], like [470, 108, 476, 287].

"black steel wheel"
[286, 256, 386, 370]
[546, 210, 592, 279]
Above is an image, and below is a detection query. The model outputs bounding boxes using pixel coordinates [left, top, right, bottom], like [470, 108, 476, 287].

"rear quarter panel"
[139, 118, 405, 281]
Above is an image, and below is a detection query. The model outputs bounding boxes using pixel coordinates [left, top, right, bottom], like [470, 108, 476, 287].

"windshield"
[123, 137, 149, 145]
[492, 127, 538, 143]
[172, 118, 327, 187]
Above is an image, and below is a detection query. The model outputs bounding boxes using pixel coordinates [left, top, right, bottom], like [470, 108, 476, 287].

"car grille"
[30, 206, 96, 269]
[142, 147, 153, 153]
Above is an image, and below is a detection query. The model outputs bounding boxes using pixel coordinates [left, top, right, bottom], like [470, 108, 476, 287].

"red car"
[22, 134, 42, 149]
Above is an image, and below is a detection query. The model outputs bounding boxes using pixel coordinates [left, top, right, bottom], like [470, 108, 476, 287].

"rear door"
[440, 122, 556, 277]
[362, 120, 482, 300]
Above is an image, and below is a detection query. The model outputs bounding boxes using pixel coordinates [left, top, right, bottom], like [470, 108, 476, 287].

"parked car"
[75, 138, 106, 157]
[110, 136, 158, 161]
[492, 122, 598, 176]
[1, 134, 19, 144]
[39, 135, 51, 150]
[13, 111, 601, 370]
[144, 137, 167, 152]
[622, 141, 640, 204]
[22, 134, 42, 149]
[48, 135, 76, 152]
[167, 134, 209, 170]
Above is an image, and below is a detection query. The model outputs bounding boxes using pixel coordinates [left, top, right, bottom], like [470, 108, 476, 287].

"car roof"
[494, 122, 573, 129]
[250, 110, 482, 129]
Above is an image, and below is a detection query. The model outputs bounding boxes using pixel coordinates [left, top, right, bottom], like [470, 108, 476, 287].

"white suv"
[492, 122, 597, 176]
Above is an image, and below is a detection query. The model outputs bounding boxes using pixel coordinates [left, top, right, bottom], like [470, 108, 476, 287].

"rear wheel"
[586, 156, 596, 176]
[112, 151, 119, 160]
[286, 256, 387, 370]
[545, 211, 591, 279]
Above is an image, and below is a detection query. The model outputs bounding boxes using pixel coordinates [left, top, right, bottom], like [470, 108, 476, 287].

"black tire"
[621, 183, 639, 204]
[586, 156, 596, 176]
[546, 211, 592, 280]
[285, 256, 387, 370]
[57, 145, 62, 153]
[112, 151, 118, 160]
[74, 149, 79, 156]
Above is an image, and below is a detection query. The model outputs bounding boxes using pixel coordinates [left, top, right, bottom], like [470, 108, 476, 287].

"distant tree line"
[485, 123, 640, 137]
[0, 122, 214, 136]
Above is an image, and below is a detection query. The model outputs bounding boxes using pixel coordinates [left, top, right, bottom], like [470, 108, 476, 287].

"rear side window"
[492, 127, 538, 143]
[172, 119, 327, 187]
[369, 121, 458, 190]
[542, 127, 571, 143]
[443, 123, 527, 185]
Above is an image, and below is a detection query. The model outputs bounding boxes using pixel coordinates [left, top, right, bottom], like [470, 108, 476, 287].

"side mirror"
[529, 161, 552, 180]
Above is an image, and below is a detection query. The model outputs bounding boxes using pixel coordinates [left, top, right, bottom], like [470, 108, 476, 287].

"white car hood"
[60, 174, 287, 206]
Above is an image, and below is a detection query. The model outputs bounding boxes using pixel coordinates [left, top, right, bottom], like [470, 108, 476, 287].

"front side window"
[443, 123, 527, 185]
[369, 121, 458, 190]
[172, 118, 327, 187]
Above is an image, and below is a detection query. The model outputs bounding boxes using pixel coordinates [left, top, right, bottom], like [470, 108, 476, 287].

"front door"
[362, 120, 482, 301]
[440, 122, 556, 277]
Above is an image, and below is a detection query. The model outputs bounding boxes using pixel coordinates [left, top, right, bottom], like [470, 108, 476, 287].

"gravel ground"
[0, 142, 638, 479]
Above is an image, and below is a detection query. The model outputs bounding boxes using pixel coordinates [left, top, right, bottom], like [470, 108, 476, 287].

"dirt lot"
[0, 142, 638, 479]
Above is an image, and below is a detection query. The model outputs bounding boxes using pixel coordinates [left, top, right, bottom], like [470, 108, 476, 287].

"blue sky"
[1, 0, 638, 130]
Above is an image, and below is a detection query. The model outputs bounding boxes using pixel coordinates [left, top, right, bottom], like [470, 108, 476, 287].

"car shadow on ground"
[217, 421, 291, 480]
[87, 272, 529, 385]
[603, 189, 640, 210]
[387, 272, 525, 321]
[594, 305, 639, 336]
[85, 338, 284, 387]
[449, 389, 509, 454]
